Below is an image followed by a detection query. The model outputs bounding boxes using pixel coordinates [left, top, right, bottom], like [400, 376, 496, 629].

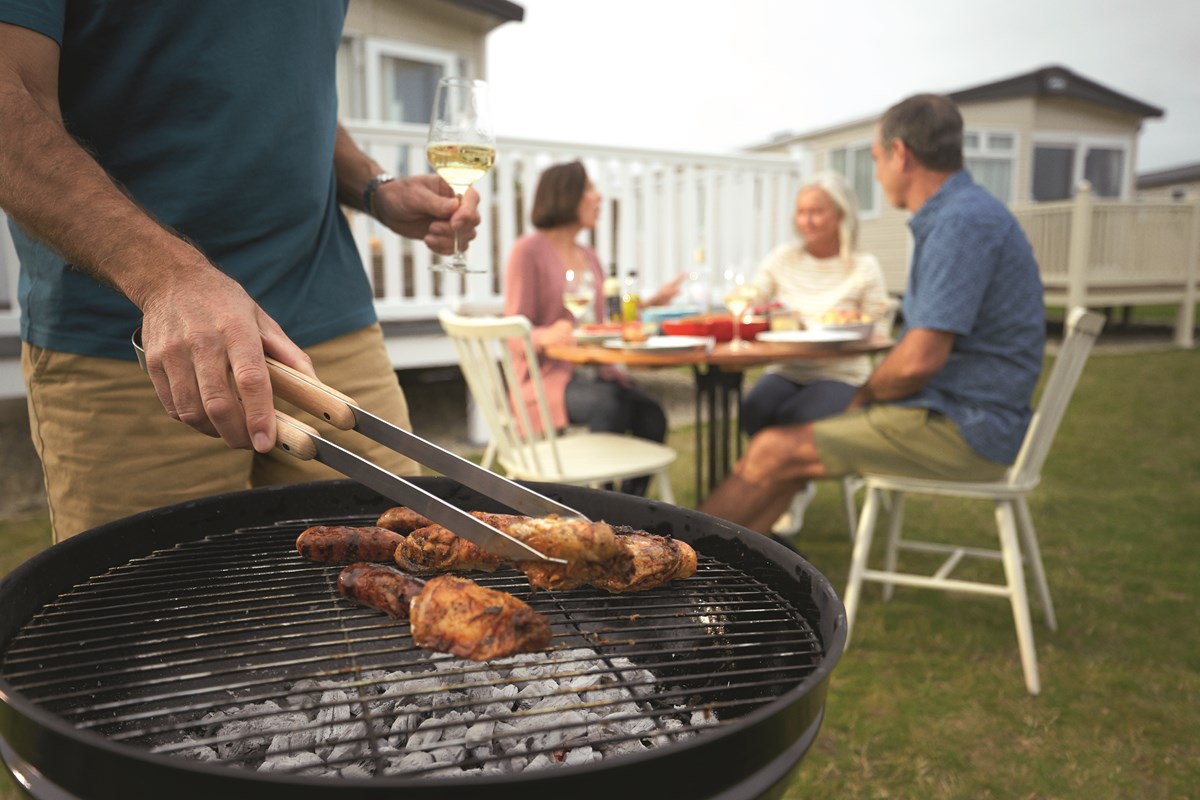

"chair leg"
[996, 499, 1041, 695]
[1015, 496, 1057, 631]
[841, 476, 863, 542]
[843, 485, 883, 647]
[479, 440, 497, 471]
[655, 470, 675, 504]
[881, 491, 906, 602]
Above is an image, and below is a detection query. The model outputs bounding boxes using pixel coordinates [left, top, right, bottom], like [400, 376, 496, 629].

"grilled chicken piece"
[395, 522, 507, 575]
[592, 532, 698, 593]
[495, 515, 630, 591]
[409, 575, 553, 661]
[337, 564, 552, 661]
[376, 506, 435, 534]
[296, 525, 405, 563]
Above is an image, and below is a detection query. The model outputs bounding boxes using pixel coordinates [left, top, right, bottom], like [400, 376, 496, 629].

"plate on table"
[602, 335, 712, 353]
[575, 323, 625, 344]
[756, 329, 869, 347]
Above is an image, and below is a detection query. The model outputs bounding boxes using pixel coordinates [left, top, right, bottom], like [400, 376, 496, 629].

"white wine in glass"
[722, 268, 759, 350]
[562, 268, 595, 323]
[426, 77, 495, 273]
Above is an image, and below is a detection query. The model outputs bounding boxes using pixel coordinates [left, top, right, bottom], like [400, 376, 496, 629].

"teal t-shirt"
[3, 0, 377, 360]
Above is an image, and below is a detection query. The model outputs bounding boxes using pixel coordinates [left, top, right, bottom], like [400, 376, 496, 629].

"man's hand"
[140, 263, 314, 453]
[372, 174, 481, 256]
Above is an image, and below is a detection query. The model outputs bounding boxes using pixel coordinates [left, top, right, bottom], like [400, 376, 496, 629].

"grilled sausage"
[337, 563, 426, 618]
[296, 525, 405, 564]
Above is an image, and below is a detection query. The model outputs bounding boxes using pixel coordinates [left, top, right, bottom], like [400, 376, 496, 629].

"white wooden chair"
[438, 309, 677, 501]
[842, 308, 1105, 694]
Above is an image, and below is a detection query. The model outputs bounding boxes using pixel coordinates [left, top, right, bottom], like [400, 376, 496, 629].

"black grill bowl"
[0, 479, 845, 800]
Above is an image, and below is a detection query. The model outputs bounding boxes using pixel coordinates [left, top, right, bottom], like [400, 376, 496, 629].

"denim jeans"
[740, 373, 857, 436]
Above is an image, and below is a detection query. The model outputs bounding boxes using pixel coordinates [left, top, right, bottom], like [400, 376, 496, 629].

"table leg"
[692, 365, 746, 502]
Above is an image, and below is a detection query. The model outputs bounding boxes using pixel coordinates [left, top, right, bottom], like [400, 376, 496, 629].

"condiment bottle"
[620, 270, 641, 322]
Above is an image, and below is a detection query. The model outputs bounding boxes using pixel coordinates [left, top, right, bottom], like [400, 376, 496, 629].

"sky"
[486, 0, 1198, 173]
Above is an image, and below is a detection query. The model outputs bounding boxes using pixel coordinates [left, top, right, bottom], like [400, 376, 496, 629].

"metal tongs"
[132, 329, 578, 564]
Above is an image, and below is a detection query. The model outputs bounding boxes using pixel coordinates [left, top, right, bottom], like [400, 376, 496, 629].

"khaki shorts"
[23, 324, 418, 542]
[813, 405, 1008, 482]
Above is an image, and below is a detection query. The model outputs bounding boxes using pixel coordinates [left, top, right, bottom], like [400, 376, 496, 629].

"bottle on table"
[620, 270, 641, 323]
[603, 263, 622, 323]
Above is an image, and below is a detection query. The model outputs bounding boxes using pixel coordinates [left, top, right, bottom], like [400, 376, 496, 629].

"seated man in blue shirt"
[700, 93, 1045, 539]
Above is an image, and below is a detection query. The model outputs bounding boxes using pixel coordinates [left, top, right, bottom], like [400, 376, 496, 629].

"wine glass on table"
[426, 77, 495, 273]
[722, 267, 760, 351]
[562, 268, 596, 326]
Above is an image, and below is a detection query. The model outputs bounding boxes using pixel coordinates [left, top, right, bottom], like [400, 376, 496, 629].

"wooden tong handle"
[266, 357, 359, 430]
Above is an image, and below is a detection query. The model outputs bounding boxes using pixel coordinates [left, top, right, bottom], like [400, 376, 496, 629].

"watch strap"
[363, 173, 396, 219]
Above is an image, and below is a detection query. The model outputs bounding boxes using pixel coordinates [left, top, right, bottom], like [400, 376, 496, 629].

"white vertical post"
[1178, 199, 1199, 347]
[1066, 180, 1093, 313]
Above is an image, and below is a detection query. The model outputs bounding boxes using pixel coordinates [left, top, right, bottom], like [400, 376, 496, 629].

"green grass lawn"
[2, 344, 1197, 799]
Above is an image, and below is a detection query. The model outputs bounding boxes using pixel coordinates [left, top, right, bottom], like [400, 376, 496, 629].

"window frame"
[827, 139, 879, 219]
[362, 38, 462, 124]
[963, 127, 1019, 204]
[1030, 131, 1135, 200]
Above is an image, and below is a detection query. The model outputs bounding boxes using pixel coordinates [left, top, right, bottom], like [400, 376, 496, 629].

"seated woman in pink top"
[503, 161, 673, 496]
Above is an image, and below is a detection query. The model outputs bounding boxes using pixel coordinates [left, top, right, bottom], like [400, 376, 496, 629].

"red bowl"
[661, 314, 768, 343]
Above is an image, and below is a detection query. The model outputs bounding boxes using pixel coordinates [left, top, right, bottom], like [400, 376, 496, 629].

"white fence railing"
[0, 126, 805, 394]
[342, 120, 806, 324]
[1013, 182, 1200, 346]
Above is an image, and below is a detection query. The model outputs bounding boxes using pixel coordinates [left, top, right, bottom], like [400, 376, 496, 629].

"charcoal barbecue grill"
[0, 478, 845, 800]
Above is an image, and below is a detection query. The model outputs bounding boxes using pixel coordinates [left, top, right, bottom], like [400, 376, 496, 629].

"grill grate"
[1, 515, 823, 779]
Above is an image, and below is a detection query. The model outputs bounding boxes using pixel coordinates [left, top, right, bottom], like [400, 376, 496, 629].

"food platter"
[602, 335, 712, 353]
[756, 329, 869, 347]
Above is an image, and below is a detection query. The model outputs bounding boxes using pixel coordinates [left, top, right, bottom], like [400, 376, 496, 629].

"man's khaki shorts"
[813, 405, 1008, 482]
[23, 324, 418, 542]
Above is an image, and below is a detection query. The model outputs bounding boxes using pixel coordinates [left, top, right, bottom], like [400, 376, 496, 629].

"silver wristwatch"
[362, 173, 396, 219]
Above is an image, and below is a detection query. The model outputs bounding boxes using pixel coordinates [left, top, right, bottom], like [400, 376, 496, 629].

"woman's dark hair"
[530, 161, 588, 229]
[879, 94, 964, 172]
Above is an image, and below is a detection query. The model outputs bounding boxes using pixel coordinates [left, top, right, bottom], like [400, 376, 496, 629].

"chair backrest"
[437, 308, 567, 479]
[1008, 307, 1106, 487]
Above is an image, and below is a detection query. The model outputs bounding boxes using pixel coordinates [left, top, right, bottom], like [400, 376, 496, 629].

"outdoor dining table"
[544, 334, 894, 502]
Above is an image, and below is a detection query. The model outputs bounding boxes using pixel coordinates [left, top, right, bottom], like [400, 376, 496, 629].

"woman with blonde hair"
[742, 171, 890, 534]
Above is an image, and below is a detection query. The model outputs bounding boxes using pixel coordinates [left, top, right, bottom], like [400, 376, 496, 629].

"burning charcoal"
[174, 744, 218, 761]
[388, 750, 435, 772]
[525, 752, 556, 771]
[267, 727, 318, 755]
[429, 744, 464, 765]
[690, 709, 719, 727]
[258, 750, 325, 775]
[339, 761, 373, 779]
[406, 717, 446, 750]
[326, 720, 370, 765]
[214, 718, 271, 761]
[563, 746, 599, 766]
[387, 705, 424, 747]
[464, 719, 496, 747]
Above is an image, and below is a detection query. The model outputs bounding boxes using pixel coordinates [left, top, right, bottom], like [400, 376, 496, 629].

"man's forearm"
[333, 124, 385, 214]
[0, 79, 204, 310]
[850, 328, 956, 407]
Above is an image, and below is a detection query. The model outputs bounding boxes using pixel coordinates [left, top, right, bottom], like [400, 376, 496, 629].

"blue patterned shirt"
[892, 171, 1045, 464]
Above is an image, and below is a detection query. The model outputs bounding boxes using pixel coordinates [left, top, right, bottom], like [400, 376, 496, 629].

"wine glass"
[722, 267, 759, 350]
[562, 268, 596, 324]
[426, 77, 495, 273]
